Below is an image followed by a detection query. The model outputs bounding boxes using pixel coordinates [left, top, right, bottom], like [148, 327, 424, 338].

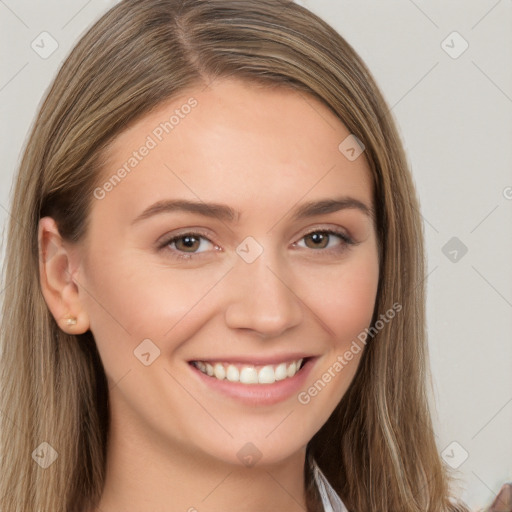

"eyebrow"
[130, 196, 374, 225]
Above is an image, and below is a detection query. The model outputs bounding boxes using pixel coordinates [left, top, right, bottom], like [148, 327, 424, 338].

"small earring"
[63, 315, 77, 327]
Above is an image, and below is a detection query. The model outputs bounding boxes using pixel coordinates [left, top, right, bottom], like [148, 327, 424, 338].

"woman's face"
[66, 78, 379, 467]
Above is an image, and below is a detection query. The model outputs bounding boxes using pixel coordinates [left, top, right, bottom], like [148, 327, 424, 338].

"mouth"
[189, 357, 308, 385]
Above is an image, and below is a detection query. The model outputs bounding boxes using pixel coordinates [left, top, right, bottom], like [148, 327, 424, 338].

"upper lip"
[188, 353, 315, 365]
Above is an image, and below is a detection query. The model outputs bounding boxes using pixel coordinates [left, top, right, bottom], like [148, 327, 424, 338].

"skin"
[39, 78, 380, 512]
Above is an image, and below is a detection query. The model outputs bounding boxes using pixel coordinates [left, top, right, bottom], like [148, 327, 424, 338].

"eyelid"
[299, 225, 353, 243]
[157, 229, 220, 259]
[157, 224, 357, 260]
[157, 227, 216, 246]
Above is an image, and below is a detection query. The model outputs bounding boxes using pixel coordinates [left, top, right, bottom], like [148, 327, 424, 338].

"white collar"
[310, 458, 349, 512]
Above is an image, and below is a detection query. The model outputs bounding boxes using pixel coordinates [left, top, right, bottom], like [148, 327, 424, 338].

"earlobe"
[38, 217, 90, 334]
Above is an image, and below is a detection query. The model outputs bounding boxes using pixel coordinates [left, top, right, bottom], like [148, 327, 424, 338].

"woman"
[0, 0, 507, 510]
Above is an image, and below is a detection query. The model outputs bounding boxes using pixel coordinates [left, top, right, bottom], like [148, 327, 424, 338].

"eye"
[158, 231, 219, 260]
[157, 227, 356, 261]
[295, 228, 355, 253]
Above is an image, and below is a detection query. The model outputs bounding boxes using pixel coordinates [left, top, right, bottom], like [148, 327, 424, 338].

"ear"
[38, 216, 90, 334]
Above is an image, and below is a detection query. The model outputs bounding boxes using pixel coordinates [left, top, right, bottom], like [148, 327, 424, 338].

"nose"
[223, 249, 304, 338]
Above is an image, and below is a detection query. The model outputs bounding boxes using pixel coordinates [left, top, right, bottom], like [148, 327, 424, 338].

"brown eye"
[295, 229, 355, 255]
[159, 232, 216, 258]
[174, 235, 201, 252]
[303, 232, 330, 249]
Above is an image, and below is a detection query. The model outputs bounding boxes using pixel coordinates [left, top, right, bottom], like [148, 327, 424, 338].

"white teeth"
[193, 358, 305, 385]
[274, 363, 288, 381]
[239, 367, 258, 384]
[226, 364, 239, 382]
[213, 363, 226, 380]
[258, 365, 276, 384]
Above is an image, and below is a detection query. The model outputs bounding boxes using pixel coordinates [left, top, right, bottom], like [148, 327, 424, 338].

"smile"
[191, 358, 305, 384]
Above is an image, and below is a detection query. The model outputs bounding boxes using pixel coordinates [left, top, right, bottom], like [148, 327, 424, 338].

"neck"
[92, 410, 309, 512]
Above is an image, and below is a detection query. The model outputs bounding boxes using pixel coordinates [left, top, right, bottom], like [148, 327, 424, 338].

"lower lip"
[189, 358, 317, 406]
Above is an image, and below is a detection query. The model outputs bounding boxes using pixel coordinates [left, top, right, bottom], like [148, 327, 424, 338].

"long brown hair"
[0, 1, 470, 510]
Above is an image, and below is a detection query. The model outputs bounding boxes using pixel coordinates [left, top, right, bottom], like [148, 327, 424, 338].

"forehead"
[94, 78, 374, 224]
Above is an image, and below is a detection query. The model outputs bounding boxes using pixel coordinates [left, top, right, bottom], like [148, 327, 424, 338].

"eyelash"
[158, 228, 356, 261]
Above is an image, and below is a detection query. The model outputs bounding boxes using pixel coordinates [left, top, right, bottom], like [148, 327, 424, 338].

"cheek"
[299, 256, 379, 345]
[331, 272, 378, 344]
[294, 254, 378, 418]
[81, 239, 378, 368]
[80, 251, 225, 356]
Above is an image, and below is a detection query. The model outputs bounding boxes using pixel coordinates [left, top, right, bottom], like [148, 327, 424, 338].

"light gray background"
[1, 0, 511, 509]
